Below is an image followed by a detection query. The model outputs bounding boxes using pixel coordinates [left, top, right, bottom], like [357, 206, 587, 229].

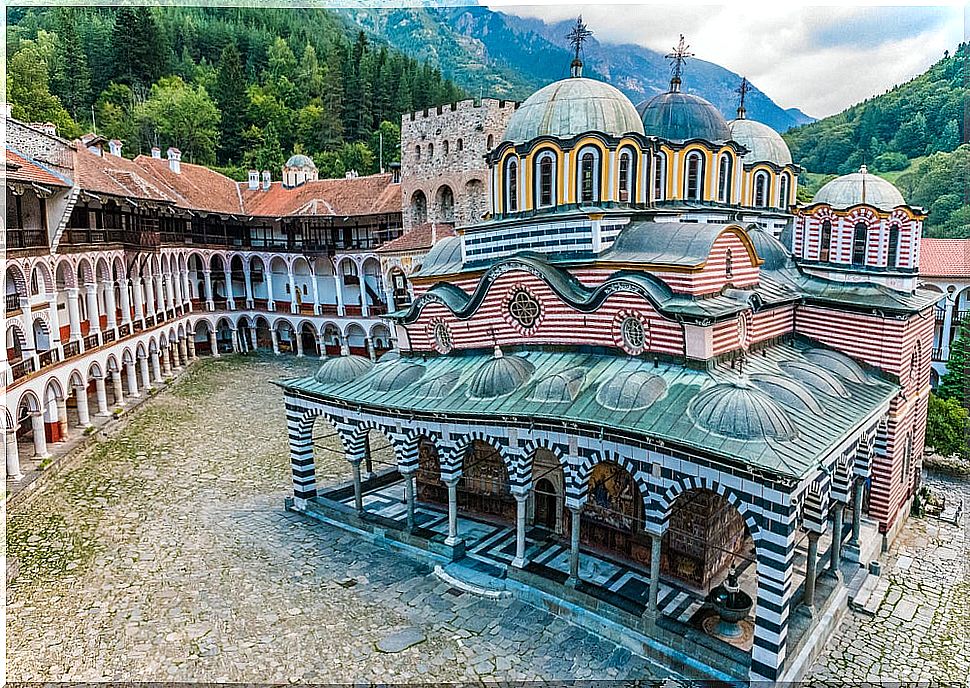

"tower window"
[579, 149, 599, 204]
[457, 138, 463, 151]
[852, 222, 868, 265]
[820, 220, 832, 261]
[415, 145, 421, 161]
[654, 153, 666, 201]
[718, 154, 733, 204]
[443, 140, 449, 155]
[887, 223, 900, 268]
[537, 153, 555, 208]
[779, 173, 790, 209]
[618, 150, 634, 202]
[506, 159, 518, 212]
[685, 152, 705, 201]
[754, 171, 769, 208]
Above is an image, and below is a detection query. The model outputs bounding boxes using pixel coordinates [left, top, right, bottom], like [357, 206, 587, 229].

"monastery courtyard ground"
[6, 355, 969, 684]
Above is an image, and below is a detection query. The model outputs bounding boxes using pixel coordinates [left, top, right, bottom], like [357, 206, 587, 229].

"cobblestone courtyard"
[6, 355, 970, 683]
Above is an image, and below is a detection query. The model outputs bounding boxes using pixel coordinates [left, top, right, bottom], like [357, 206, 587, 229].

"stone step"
[434, 562, 511, 599]
[849, 573, 890, 616]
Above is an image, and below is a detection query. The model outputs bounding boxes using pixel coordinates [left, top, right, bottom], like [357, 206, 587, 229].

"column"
[131, 277, 145, 323]
[119, 278, 132, 325]
[85, 283, 101, 334]
[66, 287, 82, 341]
[143, 275, 156, 319]
[224, 267, 236, 310]
[567, 505, 582, 586]
[178, 338, 188, 367]
[365, 337, 375, 362]
[310, 271, 321, 315]
[138, 354, 151, 390]
[155, 274, 166, 316]
[849, 479, 865, 547]
[170, 344, 182, 371]
[111, 370, 125, 405]
[150, 350, 162, 384]
[160, 346, 172, 377]
[74, 385, 91, 426]
[102, 280, 118, 329]
[351, 459, 364, 514]
[802, 530, 821, 613]
[333, 274, 345, 316]
[270, 328, 280, 355]
[30, 412, 50, 458]
[94, 377, 110, 415]
[295, 332, 305, 358]
[287, 266, 298, 314]
[512, 491, 529, 568]
[360, 273, 369, 318]
[47, 295, 62, 350]
[230, 329, 239, 354]
[317, 334, 327, 360]
[266, 267, 276, 311]
[444, 477, 461, 547]
[165, 271, 176, 314]
[5, 430, 23, 481]
[648, 531, 662, 612]
[188, 336, 197, 360]
[403, 471, 416, 531]
[209, 330, 220, 358]
[181, 270, 191, 311]
[203, 270, 214, 311]
[941, 296, 955, 359]
[55, 398, 69, 441]
[828, 502, 845, 578]
[125, 363, 139, 397]
[243, 267, 254, 309]
[246, 328, 256, 352]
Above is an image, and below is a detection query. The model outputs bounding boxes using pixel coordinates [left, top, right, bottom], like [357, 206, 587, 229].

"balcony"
[38, 348, 60, 369]
[6, 292, 23, 313]
[10, 358, 35, 381]
[6, 228, 47, 250]
[932, 348, 946, 362]
[102, 329, 117, 344]
[63, 340, 81, 360]
[83, 333, 100, 350]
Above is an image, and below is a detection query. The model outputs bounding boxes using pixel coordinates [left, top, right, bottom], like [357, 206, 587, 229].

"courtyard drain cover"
[445, 587, 465, 597]
[376, 627, 426, 653]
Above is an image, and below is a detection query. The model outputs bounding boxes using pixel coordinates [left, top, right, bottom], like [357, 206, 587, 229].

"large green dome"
[637, 91, 731, 143]
[812, 166, 905, 211]
[504, 77, 644, 144]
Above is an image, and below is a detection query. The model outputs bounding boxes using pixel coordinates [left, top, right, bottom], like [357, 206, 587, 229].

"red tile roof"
[5, 149, 70, 187]
[75, 147, 174, 203]
[377, 222, 456, 254]
[134, 155, 243, 215]
[238, 174, 401, 218]
[920, 238, 970, 278]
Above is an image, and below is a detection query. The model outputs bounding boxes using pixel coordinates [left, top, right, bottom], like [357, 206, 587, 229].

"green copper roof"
[279, 339, 898, 481]
[637, 91, 731, 143]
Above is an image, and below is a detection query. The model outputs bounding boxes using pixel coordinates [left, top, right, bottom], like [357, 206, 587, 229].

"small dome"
[285, 153, 316, 169]
[690, 380, 797, 441]
[749, 374, 823, 414]
[777, 360, 849, 398]
[596, 370, 667, 411]
[728, 118, 792, 166]
[415, 371, 461, 399]
[637, 91, 731, 143]
[530, 367, 586, 403]
[747, 225, 794, 271]
[504, 77, 644, 144]
[315, 354, 373, 385]
[468, 348, 534, 398]
[801, 349, 871, 385]
[813, 166, 905, 211]
[370, 361, 426, 391]
[377, 349, 402, 363]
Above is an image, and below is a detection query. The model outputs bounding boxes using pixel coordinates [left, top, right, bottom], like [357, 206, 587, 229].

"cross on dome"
[665, 34, 694, 92]
[566, 15, 593, 78]
[736, 76, 751, 119]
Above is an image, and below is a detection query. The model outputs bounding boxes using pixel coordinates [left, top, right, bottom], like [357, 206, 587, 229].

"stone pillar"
[131, 277, 145, 323]
[288, 266, 298, 314]
[829, 502, 845, 578]
[179, 338, 189, 366]
[850, 479, 865, 547]
[85, 283, 101, 334]
[94, 377, 110, 415]
[150, 351, 162, 384]
[119, 278, 132, 324]
[66, 287, 82, 341]
[317, 334, 328, 360]
[270, 328, 280, 355]
[310, 270, 321, 315]
[74, 385, 91, 426]
[567, 505, 582, 586]
[333, 273, 345, 316]
[203, 270, 214, 311]
[209, 330, 220, 358]
[941, 296, 955, 359]
[295, 331, 305, 358]
[30, 412, 49, 458]
[444, 477, 461, 547]
[403, 471, 416, 532]
[55, 397, 69, 441]
[5, 430, 23, 481]
[266, 267, 276, 311]
[224, 268, 236, 310]
[351, 459, 364, 514]
[143, 275, 156, 318]
[649, 531, 662, 612]
[803, 530, 821, 613]
[159, 347, 171, 377]
[155, 274, 166, 316]
[360, 272, 369, 318]
[243, 268, 254, 309]
[102, 280, 118, 329]
[181, 271, 191, 311]
[125, 363, 139, 397]
[512, 491, 529, 568]
[170, 344, 182, 371]
[166, 272, 176, 313]
[188, 336, 197, 361]
[365, 337, 375, 362]
[111, 370, 125, 405]
[138, 355, 151, 390]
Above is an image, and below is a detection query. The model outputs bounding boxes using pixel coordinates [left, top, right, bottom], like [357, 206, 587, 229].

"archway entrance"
[534, 478, 557, 529]
[572, 461, 650, 567]
[416, 437, 446, 505]
[458, 441, 514, 522]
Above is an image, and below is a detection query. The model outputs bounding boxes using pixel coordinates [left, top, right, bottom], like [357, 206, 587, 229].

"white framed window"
[654, 152, 666, 201]
[535, 150, 557, 208]
[684, 151, 705, 201]
[618, 148, 635, 202]
[717, 153, 733, 204]
[577, 147, 601, 204]
[778, 173, 790, 209]
[505, 158, 518, 212]
[754, 171, 770, 208]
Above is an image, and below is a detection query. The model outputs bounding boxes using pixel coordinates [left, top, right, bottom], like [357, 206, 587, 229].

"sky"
[485, 1, 967, 118]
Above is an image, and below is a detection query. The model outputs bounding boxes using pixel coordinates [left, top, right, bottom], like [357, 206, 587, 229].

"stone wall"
[400, 99, 518, 231]
[7, 119, 75, 181]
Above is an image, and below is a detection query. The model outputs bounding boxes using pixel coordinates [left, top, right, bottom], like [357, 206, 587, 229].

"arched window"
[618, 149, 635, 202]
[427, 142, 434, 159]
[887, 223, 900, 268]
[486, 134, 494, 150]
[852, 221, 868, 265]
[415, 144, 421, 161]
[717, 153, 733, 204]
[436, 185, 455, 222]
[457, 138, 464, 151]
[535, 151, 556, 208]
[578, 148, 600, 204]
[443, 140, 450, 155]
[411, 190, 427, 224]
[684, 151, 705, 201]
[820, 220, 832, 261]
[754, 171, 770, 208]
[654, 152, 666, 201]
[505, 158, 518, 212]
[779, 173, 790, 209]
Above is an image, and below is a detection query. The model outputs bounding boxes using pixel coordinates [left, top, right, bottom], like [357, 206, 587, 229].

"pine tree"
[51, 9, 92, 121]
[213, 42, 249, 164]
[939, 315, 970, 408]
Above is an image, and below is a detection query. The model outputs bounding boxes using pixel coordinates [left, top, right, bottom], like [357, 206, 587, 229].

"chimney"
[167, 147, 181, 174]
[32, 122, 57, 136]
[389, 161, 401, 184]
[248, 169, 259, 191]
[261, 170, 271, 191]
[151, 146, 161, 159]
[108, 139, 122, 157]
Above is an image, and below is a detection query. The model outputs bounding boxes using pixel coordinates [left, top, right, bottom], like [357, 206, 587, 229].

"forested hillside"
[6, 7, 464, 178]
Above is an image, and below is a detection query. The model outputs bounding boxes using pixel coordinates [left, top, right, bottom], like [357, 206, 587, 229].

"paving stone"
[376, 627, 425, 653]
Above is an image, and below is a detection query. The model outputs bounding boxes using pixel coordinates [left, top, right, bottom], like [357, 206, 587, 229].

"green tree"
[369, 120, 400, 171]
[938, 316, 970, 407]
[241, 123, 284, 171]
[940, 119, 960, 151]
[925, 394, 970, 459]
[95, 82, 139, 149]
[111, 7, 168, 93]
[137, 76, 221, 163]
[7, 43, 81, 138]
[213, 42, 249, 164]
[50, 8, 92, 121]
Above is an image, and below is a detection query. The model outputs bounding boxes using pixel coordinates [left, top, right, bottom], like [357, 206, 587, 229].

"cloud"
[486, 2, 965, 117]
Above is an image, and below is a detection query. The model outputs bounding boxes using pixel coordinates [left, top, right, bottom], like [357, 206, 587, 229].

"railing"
[6, 228, 47, 249]
[145, 314, 155, 327]
[83, 333, 100, 350]
[932, 348, 946, 362]
[133, 320, 144, 333]
[118, 323, 132, 338]
[299, 303, 315, 315]
[63, 340, 81, 359]
[102, 329, 117, 344]
[38, 348, 60, 368]
[6, 292, 23, 312]
[11, 358, 35, 381]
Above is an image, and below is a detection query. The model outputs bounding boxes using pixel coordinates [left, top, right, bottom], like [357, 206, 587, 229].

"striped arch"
[6, 262, 28, 297]
[831, 448, 855, 504]
[286, 405, 353, 500]
[347, 418, 402, 465]
[446, 431, 515, 485]
[573, 449, 650, 513]
[31, 261, 54, 295]
[855, 425, 877, 478]
[801, 481, 829, 534]
[398, 427, 441, 474]
[519, 436, 569, 487]
[654, 475, 763, 542]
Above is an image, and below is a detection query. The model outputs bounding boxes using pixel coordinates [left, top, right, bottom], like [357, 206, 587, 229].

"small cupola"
[167, 147, 181, 174]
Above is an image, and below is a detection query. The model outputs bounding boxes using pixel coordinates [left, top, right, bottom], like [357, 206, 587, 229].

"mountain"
[334, 5, 814, 132]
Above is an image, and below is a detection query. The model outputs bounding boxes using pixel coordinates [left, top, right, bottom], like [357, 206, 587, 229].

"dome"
[530, 367, 586, 403]
[596, 370, 667, 411]
[777, 360, 849, 398]
[749, 374, 823, 414]
[690, 380, 797, 441]
[414, 371, 461, 399]
[747, 225, 794, 271]
[369, 360, 426, 391]
[637, 91, 731, 143]
[728, 118, 792, 166]
[801, 349, 872, 385]
[503, 77, 644, 144]
[285, 154, 316, 169]
[315, 354, 373, 385]
[813, 166, 905, 211]
[468, 348, 535, 398]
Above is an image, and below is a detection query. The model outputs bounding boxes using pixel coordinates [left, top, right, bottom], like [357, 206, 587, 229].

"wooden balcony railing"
[11, 358, 35, 381]
[63, 340, 81, 359]
[83, 333, 100, 350]
[102, 329, 117, 344]
[6, 228, 47, 250]
[6, 292, 23, 313]
[38, 348, 60, 368]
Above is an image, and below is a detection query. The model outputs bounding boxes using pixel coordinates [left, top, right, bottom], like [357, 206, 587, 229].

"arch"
[105, 353, 120, 372]
[455, 437, 516, 521]
[819, 219, 833, 261]
[411, 189, 428, 224]
[75, 257, 95, 286]
[717, 152, 733, 204]
[852, 221, 869, 265]
[504, 157, 519, 212]
[656, 476, 763, 542]
[67, 368, 86, 389]
[435, 184, 455, 223]
[6, 263, 28, 300]
[575, 449, 650, 511]
[17, 389, 42, 414]
[32, 316, 51, 351]
[617, 145, 637, 203]
[778, 172, 791, 209]
[254, 315, 272, 350]
[753, 170, 770, 208]
[43, 375, 64, 402]
[87, 360, 105, 380]
[577, 145, 601, 204]
[886, 222, 901, 268]
[54, 258, 76, 290]
[6, 322, 27, 360]
[534, 148, 558, 209]
[95, 256, 111, 283]
[299, 321, 319, 356]
[31, 261, 54, 296]
[121, 347, 135, 365]
[684, 150, 705, 201]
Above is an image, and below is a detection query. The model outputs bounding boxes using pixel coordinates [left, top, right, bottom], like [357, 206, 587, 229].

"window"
[505, 158, 518, 212]
[415, 145, 421, 161]
[725, 248, 734, 278]
[621, 316, 646, 352]
[486, 134, 494, 150]
[654, 153, 666, 201]
[536, 152, 556, 208]
[457, 138, 464, 151]
[902, 432, 912, 484]
[852, 222, 868, 265]
[508, 290, 541, 329]
[579, 148, 599, 204]
[754, 171, 770, 208]
[779, 173, 790, 209]
[433, 321, 452, 354]
[618, 149, 635, 202]
[887, 223, 900, 268]
[428, 142, 434, 159]
[820, 220, 832, 261]
[443, 140, 450, 155]
[717, 154, 733, 204]
[411, 190, 427, 224]
[685, 151, 704, 201]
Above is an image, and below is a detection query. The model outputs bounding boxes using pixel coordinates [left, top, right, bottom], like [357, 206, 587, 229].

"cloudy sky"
[485, 1, 966, 118]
